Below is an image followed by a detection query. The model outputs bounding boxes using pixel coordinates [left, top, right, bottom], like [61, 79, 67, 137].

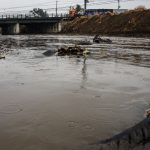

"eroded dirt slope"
[62, 9, 150, 36]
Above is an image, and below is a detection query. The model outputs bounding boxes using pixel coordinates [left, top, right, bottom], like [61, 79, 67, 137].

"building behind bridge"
[80, 9, 128, 16]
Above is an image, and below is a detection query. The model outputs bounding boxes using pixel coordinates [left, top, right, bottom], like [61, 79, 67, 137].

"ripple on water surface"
[0, 35, 150, 150]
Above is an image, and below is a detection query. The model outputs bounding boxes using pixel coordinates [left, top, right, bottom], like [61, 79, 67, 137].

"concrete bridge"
[0, 14, 71, 35]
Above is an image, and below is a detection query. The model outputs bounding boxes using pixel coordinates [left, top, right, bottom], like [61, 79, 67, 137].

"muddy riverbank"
[0, 35, 150, 150]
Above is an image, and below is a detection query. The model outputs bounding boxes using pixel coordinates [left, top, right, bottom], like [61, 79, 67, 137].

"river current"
[0, 35, 150, 150]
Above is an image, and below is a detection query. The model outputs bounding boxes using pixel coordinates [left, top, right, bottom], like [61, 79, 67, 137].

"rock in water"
[96, 116, 150, 150]
[0, 55, 5, 59]
[77, 41, 92, 45]
[43, 50, 56, 56]
[0, 52, 6, 59]
[93, 35, 112, 44]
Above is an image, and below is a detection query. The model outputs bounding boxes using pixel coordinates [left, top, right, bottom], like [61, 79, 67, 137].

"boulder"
[93, 35, 112, 44]
[95, 116, 150, 150]
[0, 54, 5, 59]
[43, 50, 56, 56]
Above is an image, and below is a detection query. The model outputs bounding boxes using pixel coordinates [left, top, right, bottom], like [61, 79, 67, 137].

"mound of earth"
[62, 9, 150, 36]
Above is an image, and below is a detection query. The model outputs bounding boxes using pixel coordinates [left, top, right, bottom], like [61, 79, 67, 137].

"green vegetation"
[30, 8, 49, 17]
[75, 4, 82, 13]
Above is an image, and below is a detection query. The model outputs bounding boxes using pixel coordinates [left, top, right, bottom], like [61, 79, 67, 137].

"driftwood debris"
[57, 45, 90, 56]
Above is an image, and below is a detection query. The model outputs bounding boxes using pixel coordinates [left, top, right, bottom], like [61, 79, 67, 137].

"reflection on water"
[81, 57, 87, 89]
[0, 35, 150, 150]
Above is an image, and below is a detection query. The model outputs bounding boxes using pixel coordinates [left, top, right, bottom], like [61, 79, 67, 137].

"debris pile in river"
[93, 35, 112, 44]
[57, 45, 90, 56]
[0, 48, 8, 59]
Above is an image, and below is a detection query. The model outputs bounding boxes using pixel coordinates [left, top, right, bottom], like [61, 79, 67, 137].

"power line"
[0, 0, 137, 14]
[0, 0, 82, 10]
[87, 0, 136, 8]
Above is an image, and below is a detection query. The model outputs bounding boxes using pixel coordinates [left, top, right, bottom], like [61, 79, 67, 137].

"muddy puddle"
[0, 35, 150, 150]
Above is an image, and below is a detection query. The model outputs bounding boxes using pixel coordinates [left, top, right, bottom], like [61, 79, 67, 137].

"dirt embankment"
[62, 9, 150, 36]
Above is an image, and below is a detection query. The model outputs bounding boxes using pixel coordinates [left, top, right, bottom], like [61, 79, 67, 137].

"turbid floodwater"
[0, 35, 150, 150]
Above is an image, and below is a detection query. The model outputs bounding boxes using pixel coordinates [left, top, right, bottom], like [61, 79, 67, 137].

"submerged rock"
[96, 116, 150, 150]
[93, 35, 112, 44]
[77, 41, 92, 45]
[43, 50, 56, 56]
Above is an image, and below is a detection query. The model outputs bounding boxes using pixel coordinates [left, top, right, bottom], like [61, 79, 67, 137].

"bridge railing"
[0, 13, 70, 20]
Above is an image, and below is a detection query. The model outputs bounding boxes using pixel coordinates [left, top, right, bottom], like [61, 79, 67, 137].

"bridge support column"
[13, 23, 20, 34]
[1, 23, 20, 35]
[58, 22, 62, 32]
[51, 22, 62, 33]
[52, 23, 58, 32]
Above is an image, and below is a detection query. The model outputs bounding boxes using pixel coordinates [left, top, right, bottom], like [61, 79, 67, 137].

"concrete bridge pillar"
[13, 23, 20, 34]
[58, 22, 62, 32]
[1, 23, 20, 35]
[52, 23, 58, 33]
[52, 22, 62, 33]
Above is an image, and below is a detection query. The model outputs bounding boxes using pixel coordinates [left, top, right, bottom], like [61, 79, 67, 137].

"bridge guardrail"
[0, 13, 70, 20]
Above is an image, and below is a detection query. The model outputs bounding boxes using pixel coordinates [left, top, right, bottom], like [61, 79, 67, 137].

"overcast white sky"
[0, 0, 149, 14]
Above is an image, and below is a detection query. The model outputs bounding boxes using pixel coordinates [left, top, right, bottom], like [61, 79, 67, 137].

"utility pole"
[84, 0, 89, 11]
[84, 0, 87, 11]
[118, 0, 121, 9]
[56, 0, 58, 17]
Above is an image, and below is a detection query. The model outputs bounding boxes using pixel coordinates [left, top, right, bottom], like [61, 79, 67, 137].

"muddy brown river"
[0, 35, 150, 150]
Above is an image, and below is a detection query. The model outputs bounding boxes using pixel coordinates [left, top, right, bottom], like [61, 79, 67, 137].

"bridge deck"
[0, 14, 72, 24]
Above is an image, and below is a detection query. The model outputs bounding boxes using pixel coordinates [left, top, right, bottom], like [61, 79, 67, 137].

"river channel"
[0, 35, 150, 150]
